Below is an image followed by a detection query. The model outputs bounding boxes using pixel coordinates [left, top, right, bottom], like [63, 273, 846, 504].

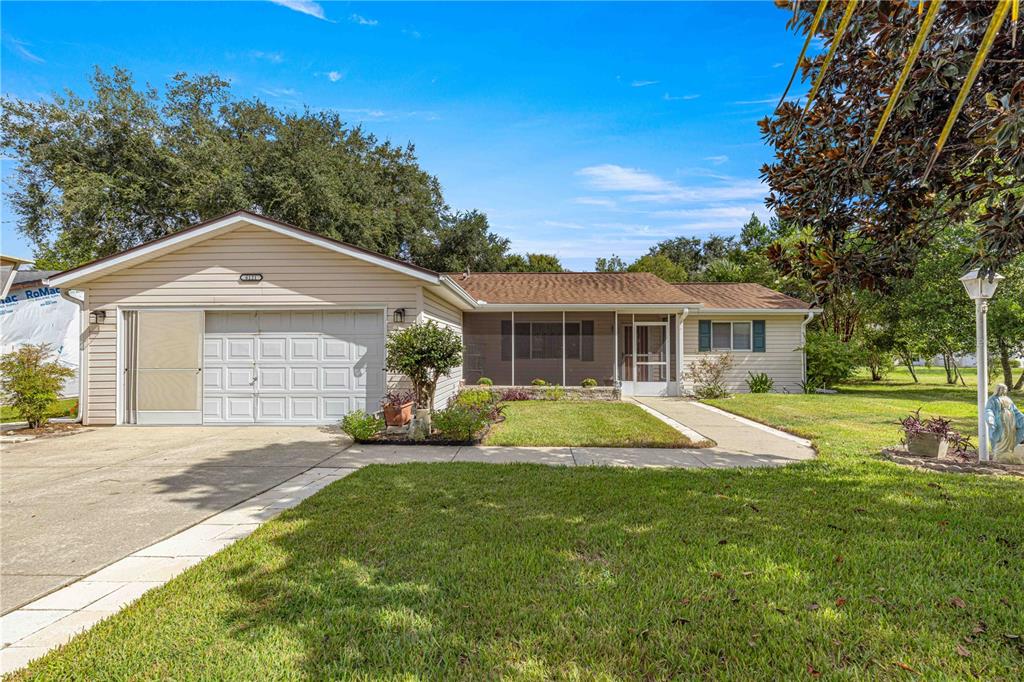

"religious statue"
[986, 384, 1024, 464]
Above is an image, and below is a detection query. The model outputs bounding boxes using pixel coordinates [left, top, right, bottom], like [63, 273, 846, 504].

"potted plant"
[381, 390, 415, 427]
[899, 409, 972, 459]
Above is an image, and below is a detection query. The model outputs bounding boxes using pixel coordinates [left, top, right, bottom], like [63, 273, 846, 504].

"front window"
[711, 321, 753, 351]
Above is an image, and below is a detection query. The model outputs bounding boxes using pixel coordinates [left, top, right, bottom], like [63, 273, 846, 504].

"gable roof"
[673, 283, 812, 310]
[448, 272, 698, 305]
[47, 210, 446, 288]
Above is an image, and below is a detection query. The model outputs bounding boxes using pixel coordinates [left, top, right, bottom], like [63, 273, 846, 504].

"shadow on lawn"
[215, 462, 1024, 679]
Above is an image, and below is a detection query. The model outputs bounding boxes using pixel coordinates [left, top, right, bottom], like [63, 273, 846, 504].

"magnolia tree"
[384, 321, 463, 413]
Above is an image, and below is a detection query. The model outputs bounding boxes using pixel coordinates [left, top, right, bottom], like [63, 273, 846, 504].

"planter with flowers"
[381, 390, 415, 427]
[899, 409, 973, 459]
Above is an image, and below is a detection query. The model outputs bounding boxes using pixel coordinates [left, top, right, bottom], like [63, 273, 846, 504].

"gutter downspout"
[800, 311, 816, 386]
[677, 308, 689, 396]
[58, 287, 86, 424]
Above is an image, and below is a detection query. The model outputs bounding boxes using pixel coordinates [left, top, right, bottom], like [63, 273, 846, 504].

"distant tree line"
[0, 67, 563, 273]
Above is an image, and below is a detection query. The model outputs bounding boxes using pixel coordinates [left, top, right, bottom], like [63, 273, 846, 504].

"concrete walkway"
[635, 396, 815, 464]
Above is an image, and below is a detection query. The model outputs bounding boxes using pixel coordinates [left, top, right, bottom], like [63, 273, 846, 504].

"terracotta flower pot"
[906, 431, 948, 459]
[383, 401, 414, 427]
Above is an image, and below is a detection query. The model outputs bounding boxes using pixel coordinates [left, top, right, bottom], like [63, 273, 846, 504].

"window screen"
[514, 323, 531, 359]
[712, 322, 732, 350]
[581, 320, 594, 361]
[531, 323, 562, 359]
[501, 320, 512, 361]
[564, 322, 581, 359]
[732, 322, 752, 350]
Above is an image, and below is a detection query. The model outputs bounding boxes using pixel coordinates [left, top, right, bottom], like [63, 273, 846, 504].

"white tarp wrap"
[0, 285, 80, 397]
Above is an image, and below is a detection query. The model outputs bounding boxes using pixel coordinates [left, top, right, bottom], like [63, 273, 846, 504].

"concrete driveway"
[0, 426, 349, 614]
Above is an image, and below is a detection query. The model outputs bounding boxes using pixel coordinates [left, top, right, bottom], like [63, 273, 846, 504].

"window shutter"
[501, 320, 512, 361]
[698, 320, 711, 352]
[753, 320, 766, 352]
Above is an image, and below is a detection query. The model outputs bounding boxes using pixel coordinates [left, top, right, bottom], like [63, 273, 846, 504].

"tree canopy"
[763, 1, 1023, 295]
[0, 67, 560, 273]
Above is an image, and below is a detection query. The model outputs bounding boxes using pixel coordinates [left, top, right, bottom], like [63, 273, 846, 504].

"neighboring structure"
[47, 211, 819, 426]
[0, 266, 81, 398]
[1, 254, 33, 298]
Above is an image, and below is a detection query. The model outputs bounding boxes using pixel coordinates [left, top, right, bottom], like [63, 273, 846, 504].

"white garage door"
[203, 310, 385, 424]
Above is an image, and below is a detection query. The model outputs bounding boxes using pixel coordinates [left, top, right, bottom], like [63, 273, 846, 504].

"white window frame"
[710, 320, 753, 352]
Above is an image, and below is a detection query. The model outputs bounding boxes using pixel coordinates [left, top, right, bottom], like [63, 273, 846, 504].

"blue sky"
[1, 1, 808, 270]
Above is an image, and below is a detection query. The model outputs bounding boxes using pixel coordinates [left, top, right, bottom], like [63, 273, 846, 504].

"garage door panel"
[203, 367, 224, 391]
[258, 366, 287, 391]
[289, 397, 318, 421]
[227, 338, 255, 361]
[289, 337, 318, 361]
[322, 312, 350, 333]
[257, 337, 287, 361]
[324, 397, 351, 419]
[226, 367, 255, 391]
[207, 312, 258, 333]
[290, 367, 318, 390]
[257, 396, 287, 421]
[354, 311, 384, 333]
[322, 338, 350, 361]
[226, 397, 255, 421]
[322, 367, 351, 390]
[203, 338, 224, 361]
[203, 397, 224, 421]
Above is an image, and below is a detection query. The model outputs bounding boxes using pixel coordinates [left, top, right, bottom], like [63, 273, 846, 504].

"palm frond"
[923, 0, 1012, 181]
[777, 0, 831, 112]
[862, 0, 943, 166]
[803, 0, 858, 115]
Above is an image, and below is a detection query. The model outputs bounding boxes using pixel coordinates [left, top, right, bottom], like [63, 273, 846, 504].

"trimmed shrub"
[689, 353, 734, 400]
[543, 385, 566, 401]
[455, 388, 495, 412]
[385, 321, 463, 410]
[341, 410, 384, 441]
[746, 371, 774, 393]
[580, 378, 599, 388]
[530, 378, 547, 386]
[477, 377, 494, 386]
[433, 403, 489, 441]
[0, 343, 76, 428]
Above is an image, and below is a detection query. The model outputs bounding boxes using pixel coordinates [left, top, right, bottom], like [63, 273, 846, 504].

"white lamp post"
[959, 269, 1004, 462]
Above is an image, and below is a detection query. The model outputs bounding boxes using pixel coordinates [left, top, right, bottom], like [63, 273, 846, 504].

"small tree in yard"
[0, 344, 75, 428]
[384, 321, 463, 412]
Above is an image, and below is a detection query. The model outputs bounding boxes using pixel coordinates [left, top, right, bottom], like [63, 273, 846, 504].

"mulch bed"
[356, 417, 501, 447]
[882, 446, 1024, 478]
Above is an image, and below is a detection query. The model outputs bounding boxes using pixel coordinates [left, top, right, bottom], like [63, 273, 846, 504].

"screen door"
[125, 310, 203, 424]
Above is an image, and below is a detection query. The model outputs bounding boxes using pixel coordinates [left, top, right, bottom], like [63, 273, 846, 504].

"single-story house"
[47, 211, 819, 426]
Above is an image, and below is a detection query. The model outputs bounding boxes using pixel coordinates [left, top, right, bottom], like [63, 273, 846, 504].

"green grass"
[485, 400, 701, 447]
[705, 367, 980, 461]
[0, 398, 77, 424]
[13, 369, 1024, 680]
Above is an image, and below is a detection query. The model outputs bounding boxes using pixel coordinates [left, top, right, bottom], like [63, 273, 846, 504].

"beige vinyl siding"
[682, 314, 806, 394]
[422, 289, 464, 408]
[79, 223, 425, 424]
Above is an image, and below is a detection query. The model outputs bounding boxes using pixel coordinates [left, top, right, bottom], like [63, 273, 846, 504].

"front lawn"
[484, 400, 702, 447]
[13, 369, 1024, 679]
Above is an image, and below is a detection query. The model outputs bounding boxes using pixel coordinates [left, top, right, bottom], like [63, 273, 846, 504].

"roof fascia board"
[471, 303, 703, 312]
[48, 215, 440, 287]
[695, 307, 823, 315]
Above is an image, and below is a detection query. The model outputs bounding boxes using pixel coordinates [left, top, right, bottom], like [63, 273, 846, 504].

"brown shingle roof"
[448, 272, 698, 305]
[673, 283, 811, 310]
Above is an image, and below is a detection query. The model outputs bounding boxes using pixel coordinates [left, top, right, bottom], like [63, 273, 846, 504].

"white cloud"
[541, 220, 586, 230]
[326, 71, 344, 82]
[577, 164, 677, 193]
[649, 206, 753, 220]
[578, 164, 767, 205]
[572, 197, 617, 208]
[704, 155, 729, 165]
[630, 80, 659, 88]
[734, 97, 778, 105]
[772, 62, 784, 68]
[663, 93, 699, 101]
[6, 37, 45, 63]
[246, 50, 283, 63]
[403, 28, 422, 39]
[259, 87, 299, 98]
[268, 0, 329, 21]
[350, 13, 379, 26]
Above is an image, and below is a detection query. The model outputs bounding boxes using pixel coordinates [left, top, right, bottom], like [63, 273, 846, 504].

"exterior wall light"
[89, 310, 106, 325]
[393, 308, 406, 324]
